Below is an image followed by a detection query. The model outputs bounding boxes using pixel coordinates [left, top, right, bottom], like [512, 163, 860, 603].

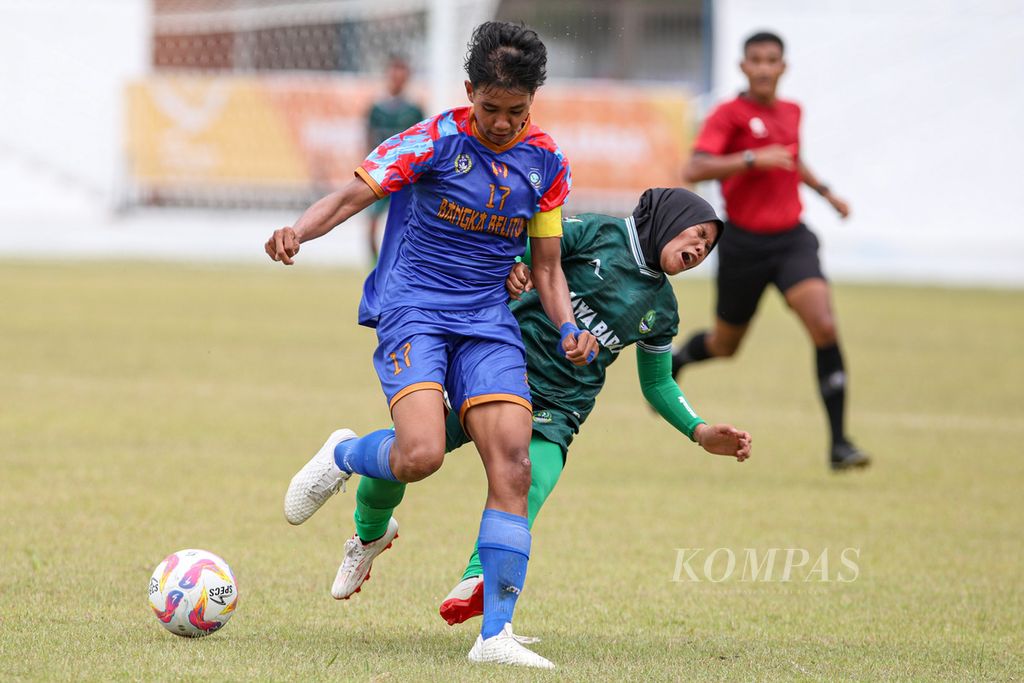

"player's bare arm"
[683, 145, 796, 184]
[694, 423, 752, 462]
[798, 159, 850, 218]
[529, 236, 598, 365]
[265, 177, 378, 264]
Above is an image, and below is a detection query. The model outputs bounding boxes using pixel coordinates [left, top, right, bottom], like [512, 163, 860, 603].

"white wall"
[0, 0, 148, 217]
[710, 0, 1024, 285]
[1, 0, 1020, 285]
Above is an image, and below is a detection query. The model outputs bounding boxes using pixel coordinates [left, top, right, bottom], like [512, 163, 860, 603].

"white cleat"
[283, 429, 356, 525]
[332, 517, 399, 599]
[468, 623, 554, 669]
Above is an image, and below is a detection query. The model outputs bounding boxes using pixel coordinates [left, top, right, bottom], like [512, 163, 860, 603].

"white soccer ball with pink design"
[148, 549, 238, 637]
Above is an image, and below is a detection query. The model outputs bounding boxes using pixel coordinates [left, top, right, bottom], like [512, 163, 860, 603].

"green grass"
[1, 260, 1022, 681]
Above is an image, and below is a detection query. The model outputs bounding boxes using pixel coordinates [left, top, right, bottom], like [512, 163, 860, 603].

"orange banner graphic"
[125, 76, 691, 211]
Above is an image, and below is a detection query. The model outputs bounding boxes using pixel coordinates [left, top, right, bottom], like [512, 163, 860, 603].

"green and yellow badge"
[638, 310, 656, 334]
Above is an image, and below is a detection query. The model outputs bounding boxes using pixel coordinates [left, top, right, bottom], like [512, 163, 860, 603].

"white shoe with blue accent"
[283, 429, 355, 525]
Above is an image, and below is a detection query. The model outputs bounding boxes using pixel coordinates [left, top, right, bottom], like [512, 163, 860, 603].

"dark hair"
[744, 31, 784, 55]
[464, 21, 547, 93]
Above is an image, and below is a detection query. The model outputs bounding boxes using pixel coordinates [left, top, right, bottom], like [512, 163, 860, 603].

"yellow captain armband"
[527, 207, 563, 238]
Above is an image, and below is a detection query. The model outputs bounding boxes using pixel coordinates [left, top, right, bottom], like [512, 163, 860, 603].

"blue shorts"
[373, 305, 532, 421]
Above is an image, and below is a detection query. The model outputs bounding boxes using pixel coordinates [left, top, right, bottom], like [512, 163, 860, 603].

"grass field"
[2, 260, 1022, 681]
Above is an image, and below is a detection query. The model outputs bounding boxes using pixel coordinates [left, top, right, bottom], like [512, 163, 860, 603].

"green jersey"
[366, 96, 425, 148]
[513, 214, 679, 446]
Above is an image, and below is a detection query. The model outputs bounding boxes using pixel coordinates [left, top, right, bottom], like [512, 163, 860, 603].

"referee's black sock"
[672, 331, 712, 379]
[816, 343, 847, 448]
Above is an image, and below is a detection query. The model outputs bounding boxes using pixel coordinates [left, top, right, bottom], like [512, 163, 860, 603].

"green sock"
[354, 475, 406, 542]
[461, 435, 564, 580]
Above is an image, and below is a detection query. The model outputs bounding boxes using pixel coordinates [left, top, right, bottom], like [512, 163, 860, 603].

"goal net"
[126, 0, 695, 213]
[127, 0, 496, 208]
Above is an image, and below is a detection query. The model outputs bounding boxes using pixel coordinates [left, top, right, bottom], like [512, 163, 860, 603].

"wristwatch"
[742, 149, 755, 168]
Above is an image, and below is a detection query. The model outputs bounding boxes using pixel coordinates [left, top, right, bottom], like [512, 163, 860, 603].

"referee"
[672, 31, 869, 471]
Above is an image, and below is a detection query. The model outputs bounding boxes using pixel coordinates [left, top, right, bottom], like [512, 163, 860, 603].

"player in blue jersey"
[304, 188, 752, 629]
[265, 22, 596, 669]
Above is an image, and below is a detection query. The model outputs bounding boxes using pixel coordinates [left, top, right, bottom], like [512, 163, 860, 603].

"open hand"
[695, 423, 752, 462]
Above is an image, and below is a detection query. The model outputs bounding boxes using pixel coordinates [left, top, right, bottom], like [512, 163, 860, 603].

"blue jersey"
[356, 106, 571, 327]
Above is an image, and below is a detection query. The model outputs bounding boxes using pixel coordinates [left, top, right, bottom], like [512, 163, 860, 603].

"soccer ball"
[148, 549, 238, 638]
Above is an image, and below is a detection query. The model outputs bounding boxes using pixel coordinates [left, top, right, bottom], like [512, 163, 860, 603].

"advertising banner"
[125, 76, 691, 211]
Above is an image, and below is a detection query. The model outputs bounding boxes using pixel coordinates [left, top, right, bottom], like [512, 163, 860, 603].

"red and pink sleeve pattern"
[357, 115, 443, 197]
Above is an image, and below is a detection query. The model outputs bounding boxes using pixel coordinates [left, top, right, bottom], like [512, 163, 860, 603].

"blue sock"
[477, 508, 531, 639]
[334, 429, 398, 481]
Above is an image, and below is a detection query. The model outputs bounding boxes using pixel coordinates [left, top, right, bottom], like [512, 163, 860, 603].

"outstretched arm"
[265, 177, 379, 264]
[636, 347, 751, 461]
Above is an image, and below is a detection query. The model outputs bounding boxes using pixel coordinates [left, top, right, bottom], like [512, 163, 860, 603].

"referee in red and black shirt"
[672, 31, 869, 470]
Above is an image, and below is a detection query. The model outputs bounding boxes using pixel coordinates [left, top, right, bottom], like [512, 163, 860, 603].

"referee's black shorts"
[715, 220, 825, 326]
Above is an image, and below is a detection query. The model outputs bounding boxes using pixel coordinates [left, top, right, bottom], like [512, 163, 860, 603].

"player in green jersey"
[364, 55, 424, 262]
[339, 187, 752, 625]
[435, 188, 752, 623]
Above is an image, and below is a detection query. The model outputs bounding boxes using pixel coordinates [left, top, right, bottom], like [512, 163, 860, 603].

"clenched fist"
[266, 227, 301, 265]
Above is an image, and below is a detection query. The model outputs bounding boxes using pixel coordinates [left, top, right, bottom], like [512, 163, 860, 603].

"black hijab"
[631, 188, 724, 272]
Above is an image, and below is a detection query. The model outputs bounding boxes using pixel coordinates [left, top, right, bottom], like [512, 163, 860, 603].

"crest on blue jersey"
[638, 310, 656, 334]
[454, 153, 473, 174]
[528, 168, 543, 188]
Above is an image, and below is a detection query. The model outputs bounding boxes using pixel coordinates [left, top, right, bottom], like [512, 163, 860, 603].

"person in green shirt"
[364, 55, 424, 262]
[331, 187, 752, 626]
